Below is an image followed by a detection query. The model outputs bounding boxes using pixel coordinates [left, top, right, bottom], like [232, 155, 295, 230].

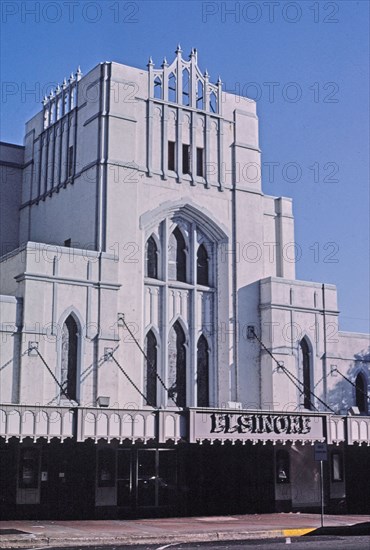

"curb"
[0, 527, 316, 548]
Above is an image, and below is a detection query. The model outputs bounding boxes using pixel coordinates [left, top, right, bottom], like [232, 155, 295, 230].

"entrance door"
[137, 449, 156, 507]
[116, 448, 178, 516]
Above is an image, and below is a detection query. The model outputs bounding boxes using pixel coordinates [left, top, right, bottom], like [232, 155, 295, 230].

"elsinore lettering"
[210, 413, 311, 435]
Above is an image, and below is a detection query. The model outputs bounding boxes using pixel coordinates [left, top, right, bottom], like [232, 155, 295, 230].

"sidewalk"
[1, 513, 370, 548]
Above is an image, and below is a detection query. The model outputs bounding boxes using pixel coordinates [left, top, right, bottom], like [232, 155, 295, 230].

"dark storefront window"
[276, 450, 290, 484]
[18, 448, 40, 489]
[331, 452, 344, 482]
[97, 449, 116, 487]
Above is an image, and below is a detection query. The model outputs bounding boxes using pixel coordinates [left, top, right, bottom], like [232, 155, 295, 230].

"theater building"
[0, 47, 369, 519]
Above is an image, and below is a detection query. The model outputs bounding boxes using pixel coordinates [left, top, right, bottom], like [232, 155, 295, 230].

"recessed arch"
[61, 314, 79, 401]
[300, 337, 312, 410]
[168, 226, 187, 282]
[145, 235, 159, 279]
[140, 199, 229, 244]
[58, 307, 83, 403]
[197, 243, 209, 286]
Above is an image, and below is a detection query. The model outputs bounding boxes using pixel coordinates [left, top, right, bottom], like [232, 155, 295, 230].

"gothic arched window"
[182, 69, 190, 106]
[168, 72, 176, 103]
[61, 315, 78, 401]
[145, 236, 158, 279]
[300, 338, 312, 410]
[355, 373, 367, 413]
[168, 227, 186, 282]
[197, 80, 204, 110]
[209, 91, 217, 113]
[145, 330, 157, 407]
[197, 335, 209, 407]
[197, 244, 209, 286]
[168, 321, 186, 407]
[154, 76, 162, 99]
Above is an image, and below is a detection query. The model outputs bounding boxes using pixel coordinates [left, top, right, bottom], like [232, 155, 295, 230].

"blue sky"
[1, 0, 369, 333]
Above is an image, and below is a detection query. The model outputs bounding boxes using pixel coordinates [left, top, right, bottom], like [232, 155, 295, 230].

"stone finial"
[147, 56, 154, 67]
[176, 43, 182, 55]
[55, 84, 61, 94]
[204, 69, 209, 79]
[42, 95, 48, 106]
[217, 75, 222, 86]
[161, 57, 168, 68]
[76, 66, 82, 81]
[69, 72, 75, 83]
[49, 90, 54, 99]
[191, 48, 198, 63]
[62, 78, 67, 89]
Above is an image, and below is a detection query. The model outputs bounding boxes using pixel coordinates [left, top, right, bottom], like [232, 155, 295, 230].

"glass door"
[137, 449, 156, 507]
[117, 450, 132, 507]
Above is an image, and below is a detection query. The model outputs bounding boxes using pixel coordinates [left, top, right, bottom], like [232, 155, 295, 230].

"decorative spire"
[217, 75, 222, 85]
[161, 57, 168, 68]
[189, 47, 198, 63]
[69, 72, 75, 83]
[176, 43, 182, 55]
[49, 90, 54, 99]
[42, 95, 48, 106]
[147, 56, 154, 67]
[204, 69, 209, 78]
[76, 66, 82, 81]
[62, 78, 67, 89]
[55, 84, 61, 94]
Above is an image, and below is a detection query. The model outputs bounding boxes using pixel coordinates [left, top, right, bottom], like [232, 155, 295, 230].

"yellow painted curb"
[282, 528, 316, 537]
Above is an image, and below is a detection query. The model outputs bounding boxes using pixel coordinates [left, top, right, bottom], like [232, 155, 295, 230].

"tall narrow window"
[56, 97, 62, 120]
[210, 91, 217, 113]
[61, 315, 78, 401]
[197, 80, 204, 109]
[168, 321, 186, 407]
[197, 335, 209, 407]
[182, 69, 190, 106]
[145, 331, 157, 407]
[64, 92, 69, 114]
[168, 227, 186, 282]
[300, 338, 312, 410]
[331, 452, 344, 482]
[196, 148, 204, 177]
[44, 109, 49, 129]
[168, 72, 176, 103]
[197, 244, 209, 286]
[182, 144, 190, 175]
[355, 373, 367, 413]
[50, 103, 55, 124]
[70, 87, 76, 109]
[168, 141, 176, 171]
[68, 146, 74, 178]
[146, 236, 158, 279]
[154, 76, 162, 99]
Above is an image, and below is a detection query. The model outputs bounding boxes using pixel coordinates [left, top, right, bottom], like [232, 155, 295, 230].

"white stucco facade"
[0, 48, 369, 518]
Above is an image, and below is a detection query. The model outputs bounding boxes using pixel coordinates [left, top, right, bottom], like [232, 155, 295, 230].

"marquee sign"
[189, 410, 325, 443]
